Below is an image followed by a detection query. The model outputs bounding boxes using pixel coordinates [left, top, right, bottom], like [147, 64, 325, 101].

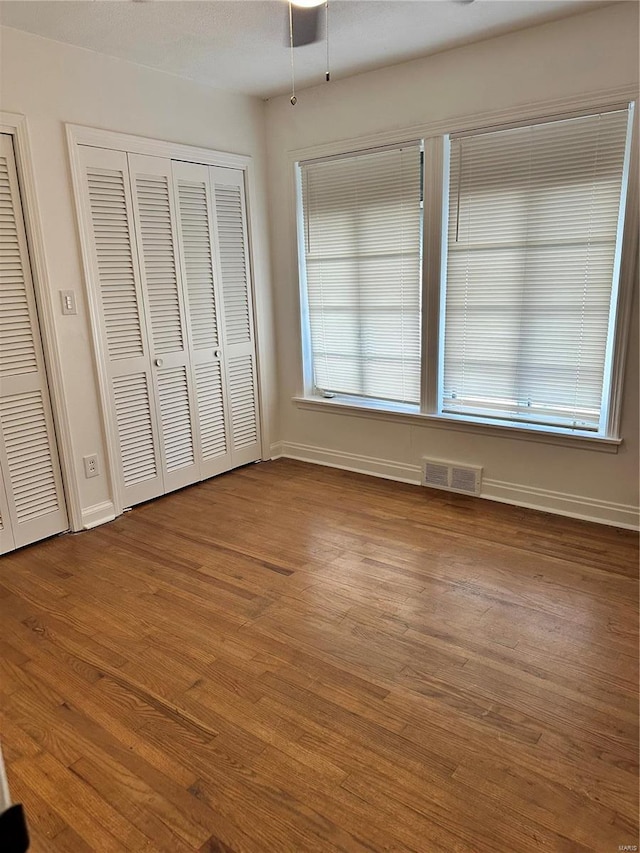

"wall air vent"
[423, 461, 449, 488]
[421, 458, 482, 496]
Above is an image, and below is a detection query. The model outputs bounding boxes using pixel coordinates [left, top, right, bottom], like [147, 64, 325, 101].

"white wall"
[265, 2, 640, 528]
[0, 25, 275, 528]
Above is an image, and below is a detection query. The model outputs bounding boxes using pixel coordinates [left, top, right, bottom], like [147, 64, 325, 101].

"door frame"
[66, 123, 270, 517]
[0, 112, 80, 530]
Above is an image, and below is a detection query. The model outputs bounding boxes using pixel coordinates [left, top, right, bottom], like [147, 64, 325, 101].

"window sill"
[292, 395, 622, 453]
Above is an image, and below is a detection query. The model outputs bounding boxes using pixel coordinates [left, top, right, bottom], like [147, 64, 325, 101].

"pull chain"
[289, 1, 297, 105]
[325, 1, 330, 82]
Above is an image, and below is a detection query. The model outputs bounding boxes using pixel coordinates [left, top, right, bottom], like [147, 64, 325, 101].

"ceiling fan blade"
[287, 5, 322, 48]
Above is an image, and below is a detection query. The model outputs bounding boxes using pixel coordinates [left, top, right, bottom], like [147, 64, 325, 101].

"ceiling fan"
[286, 0, 477, 49]
[284, 0, 476, 104]
[286, 0, 325, 48]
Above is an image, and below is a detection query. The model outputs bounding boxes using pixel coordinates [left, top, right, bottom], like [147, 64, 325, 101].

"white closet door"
[172, 160, 232, 480]
[128, 154, 200, 493]
[210, 167, 261, 467]
[0, 134, 67, 553]
[78, 145, 163, 507]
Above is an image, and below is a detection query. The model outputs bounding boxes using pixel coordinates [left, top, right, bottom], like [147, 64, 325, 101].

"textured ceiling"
[0, 0, 609, 99]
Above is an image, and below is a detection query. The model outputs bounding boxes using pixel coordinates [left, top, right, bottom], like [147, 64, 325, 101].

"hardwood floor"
[0, 458, 638, 852]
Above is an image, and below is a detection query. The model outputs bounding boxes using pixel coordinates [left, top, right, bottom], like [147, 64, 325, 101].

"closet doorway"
[70, 128, 263, 513]
[0, 132, 68, 554]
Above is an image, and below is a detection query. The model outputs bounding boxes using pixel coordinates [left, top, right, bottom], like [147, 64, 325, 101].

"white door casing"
[0, 133, 68, 553]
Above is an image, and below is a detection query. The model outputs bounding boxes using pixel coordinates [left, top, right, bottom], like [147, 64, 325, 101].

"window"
[296, 103, 635, 441]
[442, 109, 631, 432]
[298, 143, 423, 405]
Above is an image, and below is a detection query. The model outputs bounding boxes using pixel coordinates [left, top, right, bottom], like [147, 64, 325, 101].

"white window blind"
[442, 107, 631, 431]
[300, 143, 422, 405]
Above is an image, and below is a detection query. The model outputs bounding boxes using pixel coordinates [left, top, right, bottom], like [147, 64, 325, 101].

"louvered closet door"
[172, 160, 232, 479]
[210, 167, 261, 467]
[128, 155, 199, 493]
[78, 145, 164, 507]
[0, 134, 68, 553]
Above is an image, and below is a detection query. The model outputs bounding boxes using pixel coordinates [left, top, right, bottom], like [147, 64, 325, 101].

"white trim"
[81, 500, 116, 530]
[66, 123, 270, 514]
[242, 161, 271, 459]
[605, 108, 639, 439]
[0, 112, 82, 531]
[276, 441, 421, 485]
[66, 127, 124, 517]
[275, 440, 639, 530]
[481, 479, 639, 531]
[292, 396, 622, 453]
[299, 138, 423, 167]
[449, 101, 633, 139]
[270, 441, 284, 459]
[422, 136, 445, 413]
[294, 163, 314, 395]
[66, 124, 252, 170]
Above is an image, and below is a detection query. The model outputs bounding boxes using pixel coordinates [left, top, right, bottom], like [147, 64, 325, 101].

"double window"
[296, 103, 635, 440]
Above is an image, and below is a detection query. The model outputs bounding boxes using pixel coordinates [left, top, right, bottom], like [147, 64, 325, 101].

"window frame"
[292, 90, 638, 451]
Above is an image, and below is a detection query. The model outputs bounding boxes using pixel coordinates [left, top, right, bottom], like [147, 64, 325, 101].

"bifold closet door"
[77, 145, 261, 513]
[0, 134, 67, 553]
[128, 154, 200, 493]
[78, 145, 164, 507]
[210, 167, 261, 466]
[172, 160, 232, 479]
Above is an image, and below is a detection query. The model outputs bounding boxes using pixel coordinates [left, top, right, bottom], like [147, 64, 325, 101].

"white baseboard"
[82, 500, 116, 530]
[271, 440, 639, 530]
[271, 440, 421, 485]
[269, 441, 284, 460]
[481, 479, 639, 530]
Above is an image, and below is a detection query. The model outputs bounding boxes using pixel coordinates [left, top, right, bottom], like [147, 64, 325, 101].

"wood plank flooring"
[0, 458, 638, 852]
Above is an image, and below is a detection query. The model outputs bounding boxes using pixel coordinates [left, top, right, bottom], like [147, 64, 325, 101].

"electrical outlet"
[83, 454, 99, 479]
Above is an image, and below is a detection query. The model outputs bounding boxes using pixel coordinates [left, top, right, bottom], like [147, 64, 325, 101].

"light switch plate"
[60, 290, 77, 315]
